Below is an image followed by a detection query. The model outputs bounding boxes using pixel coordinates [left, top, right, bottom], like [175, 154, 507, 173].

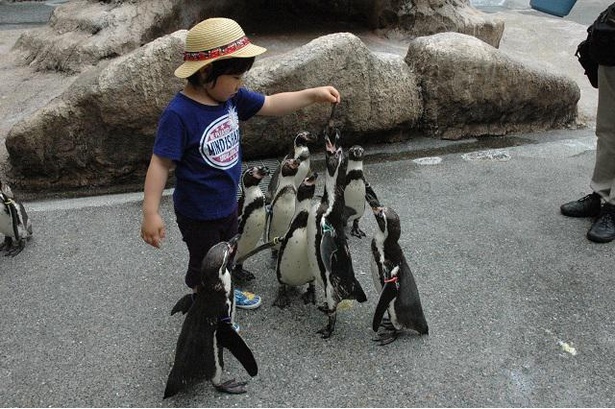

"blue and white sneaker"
[234, 289, 262, 310]
[232, 322, 240, 332]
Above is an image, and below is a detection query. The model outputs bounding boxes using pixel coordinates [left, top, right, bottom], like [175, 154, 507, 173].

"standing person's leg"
[591, 65, 615, 203]
[587, 65, 615, 243]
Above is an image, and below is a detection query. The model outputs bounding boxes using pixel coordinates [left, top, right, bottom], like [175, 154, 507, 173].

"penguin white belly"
[268, 194, 295, 242]
[278, 227, 313, 286]
[388, 300, 401, 329]
[344, 179, 366, 223]
[0, 212, 13, 237]
[236, 208, 266, 260]
[306, 203, 324, 288]
[294, 159, 310, 188]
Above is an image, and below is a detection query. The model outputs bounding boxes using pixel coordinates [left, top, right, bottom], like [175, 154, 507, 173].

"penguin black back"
[164, 238, 258, 398]
[371, 206, 428, 342]
[313, 128, 367, 338]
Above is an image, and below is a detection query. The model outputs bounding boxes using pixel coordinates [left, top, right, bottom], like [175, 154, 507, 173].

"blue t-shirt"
[154, 88, 265, 220]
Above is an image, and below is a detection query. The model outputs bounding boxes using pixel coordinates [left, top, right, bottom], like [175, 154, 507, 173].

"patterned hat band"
[183, 36, 251, 62]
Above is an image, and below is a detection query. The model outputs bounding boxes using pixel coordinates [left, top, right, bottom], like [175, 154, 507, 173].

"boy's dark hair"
[187, 57, 255, 87]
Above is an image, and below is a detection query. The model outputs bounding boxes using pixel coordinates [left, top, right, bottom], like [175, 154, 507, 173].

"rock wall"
[5, 30, 579, 192]
[406, 33, 579, 139]
[6, 32, 185, 189]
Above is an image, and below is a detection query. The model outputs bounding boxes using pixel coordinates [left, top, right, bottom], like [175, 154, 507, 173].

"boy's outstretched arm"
[257, 86, 340, 117]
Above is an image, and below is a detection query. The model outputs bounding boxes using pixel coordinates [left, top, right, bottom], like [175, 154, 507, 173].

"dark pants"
[176, 210, 238, 289]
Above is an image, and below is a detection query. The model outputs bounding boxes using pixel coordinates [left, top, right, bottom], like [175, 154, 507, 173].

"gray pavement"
[2, 127, 615, 407]
[2, 0, 615, 407]
[0, 1, 57, 29]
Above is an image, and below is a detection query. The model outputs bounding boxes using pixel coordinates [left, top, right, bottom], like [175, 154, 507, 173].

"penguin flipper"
[216, 322, 258, 377]
[266, 161, 282, 204]
[365, 183, 381, 208]
[372, 281, 398, 332]
[170, 294, 194, 315]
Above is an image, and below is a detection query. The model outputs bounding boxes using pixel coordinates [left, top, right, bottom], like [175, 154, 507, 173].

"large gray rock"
[405, 32, 580, 139]
[12, 0, 208, 74]
[6, 31, 186, 190]
[6, 31, 422, 190]
[6, 31, 581, 192]
[376, 0, 504, 48]
[242, 33, 423, 157]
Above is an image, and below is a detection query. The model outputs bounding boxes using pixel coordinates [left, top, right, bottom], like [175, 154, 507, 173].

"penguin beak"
[305, 132, 318, 144]
[304, 172, 318, 186]
[325, 133, 336, 154]
[227, 234, 241, 262]
[257, 166, 269, 178]
[228, 234, 241, 251]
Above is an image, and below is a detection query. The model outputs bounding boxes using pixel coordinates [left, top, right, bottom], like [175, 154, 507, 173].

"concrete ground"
[2, 126, 615, 407]
[1, 0, 615, 407]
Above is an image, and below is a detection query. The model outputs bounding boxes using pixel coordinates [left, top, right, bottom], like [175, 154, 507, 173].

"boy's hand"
[141, 212, 166, 248]
[314, 86, 341, 104]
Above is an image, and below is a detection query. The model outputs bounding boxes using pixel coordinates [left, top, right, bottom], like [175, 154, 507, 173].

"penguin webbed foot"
[372, 328, 399, 346]
[273, 285, 291, 309]
[316, 310, 337, 339]
[301, 284, 316, 305]
[214, 378, 249, 394]
[231, 265, 256, 283]
[4, 240, 25, 257]
[0, 237, 10, 252]
[350, 220, 366, 238]
[317, 325, 333, 339]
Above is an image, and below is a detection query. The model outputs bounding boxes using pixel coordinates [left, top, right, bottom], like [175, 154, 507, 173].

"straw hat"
[174, 17, 267, 79]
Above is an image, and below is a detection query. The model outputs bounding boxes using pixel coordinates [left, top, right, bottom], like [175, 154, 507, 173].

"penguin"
[343, 145, 368, 238]
[370, 205, 428, 345]
[273, 172, 319, 308]
[0, 180, 33, 257]
[266, 131, 317, 203]
[307, 128, 367, 338]
[265, 158, 301, 257]
[164, 235, 258, 398]
[231, 165, 269, 283]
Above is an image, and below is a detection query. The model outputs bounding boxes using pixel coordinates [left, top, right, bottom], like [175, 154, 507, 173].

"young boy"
[140, 17, 340, 310]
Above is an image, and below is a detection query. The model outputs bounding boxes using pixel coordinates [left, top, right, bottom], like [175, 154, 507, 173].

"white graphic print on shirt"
[199, 106, 240, 170]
